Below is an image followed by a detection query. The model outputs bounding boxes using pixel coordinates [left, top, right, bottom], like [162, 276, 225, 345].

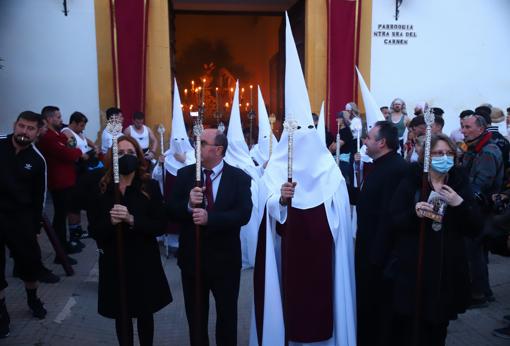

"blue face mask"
[431, 155, 454, 174]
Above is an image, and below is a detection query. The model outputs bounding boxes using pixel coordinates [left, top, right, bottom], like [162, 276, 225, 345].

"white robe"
[250, 181, 357, 346]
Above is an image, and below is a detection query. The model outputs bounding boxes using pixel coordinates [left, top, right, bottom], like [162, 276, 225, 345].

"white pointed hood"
[356, 66, 384, 132]
[250, 86, 277, 165]
[224, 81, 258, 179]
[261, 13, 343, 210]
[164, 79, 195, 175]
[317, 101, 326, 145]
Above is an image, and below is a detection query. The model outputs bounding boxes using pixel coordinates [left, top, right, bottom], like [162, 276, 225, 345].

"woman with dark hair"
[88, 135, 171, 346]
[388, 134, 482, 345]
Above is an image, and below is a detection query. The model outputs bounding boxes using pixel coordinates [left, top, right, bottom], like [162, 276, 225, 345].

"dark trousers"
[356, 263, 395, 346]
[392, 314, 449, 346]
[51, 188, 73, 251]
[181, 270, 240, 346]
[0, 213, 43, 289]
[465, 226, 492, 298]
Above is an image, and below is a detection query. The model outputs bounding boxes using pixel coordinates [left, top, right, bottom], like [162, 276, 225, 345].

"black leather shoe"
[467, 297, 489, 309]
[0, 302, 10, 338]
[54, 255, 77, 265]
[66, 241, 82, 254]
[28, 298, 46, 319]
[37, 267, 60, 284]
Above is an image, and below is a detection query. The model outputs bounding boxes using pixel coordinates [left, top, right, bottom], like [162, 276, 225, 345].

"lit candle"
[191, 80, 195, 92]
[250, 85, 253, 106]
[202, 78, 206, 105]
[215, 87, 219, 112]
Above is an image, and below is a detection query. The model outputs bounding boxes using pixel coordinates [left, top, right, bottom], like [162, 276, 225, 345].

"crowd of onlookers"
[2, 100, 510, 344]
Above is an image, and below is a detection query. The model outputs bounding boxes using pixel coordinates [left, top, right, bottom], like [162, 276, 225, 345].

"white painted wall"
[0, 0, 100, 140]
[370, 0, 510, 134]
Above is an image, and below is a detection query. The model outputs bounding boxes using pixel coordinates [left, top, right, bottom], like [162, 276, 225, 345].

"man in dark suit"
[169, 128, 252, 346]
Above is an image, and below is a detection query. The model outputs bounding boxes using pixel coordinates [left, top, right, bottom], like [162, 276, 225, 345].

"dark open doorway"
[170, 0, 304, 138]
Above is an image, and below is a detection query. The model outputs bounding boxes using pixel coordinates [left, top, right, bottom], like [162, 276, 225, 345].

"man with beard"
[355, 120, 409, 346]
[389, 98, 409, 153]
[38, 106, 84, 263]
[0, 111, 50, 337]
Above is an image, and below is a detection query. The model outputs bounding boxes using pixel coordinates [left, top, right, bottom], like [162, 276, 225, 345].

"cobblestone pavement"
[2, 210, 510, 345]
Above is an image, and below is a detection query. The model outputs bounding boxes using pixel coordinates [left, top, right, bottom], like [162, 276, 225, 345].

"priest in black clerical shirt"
[355, 120, 409, 346]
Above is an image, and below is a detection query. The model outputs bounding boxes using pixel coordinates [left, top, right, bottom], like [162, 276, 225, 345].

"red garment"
[37, 129, 82, 190]
[278, 205, 334, 342]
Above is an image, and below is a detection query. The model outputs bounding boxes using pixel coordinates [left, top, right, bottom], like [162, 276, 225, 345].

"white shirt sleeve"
[101, 130, 112, 154]
[267, 194, 288, 224]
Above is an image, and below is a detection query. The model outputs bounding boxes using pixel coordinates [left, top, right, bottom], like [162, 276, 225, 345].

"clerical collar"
[373, 151, 395, 164]
[202, 160, 224, 177]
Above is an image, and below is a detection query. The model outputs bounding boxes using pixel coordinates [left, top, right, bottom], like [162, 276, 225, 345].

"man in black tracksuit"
[0, 111, 49, 338]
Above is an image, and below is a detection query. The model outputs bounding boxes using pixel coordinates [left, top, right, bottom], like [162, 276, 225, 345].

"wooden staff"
[191, 109, 204, 344]
[157, 124, 166, 186]
[335, 119, 341, 166]
[413, 108, 435, 345]
[41, 214, 74, 276]
[106, 115, 129, 346]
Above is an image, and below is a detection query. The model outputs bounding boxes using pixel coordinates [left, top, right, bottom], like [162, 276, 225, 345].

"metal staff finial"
[283, 116, 298, 181]
[191, 111, 204, 182]
[105, 115, 123, 183]
[157, 124, 166, 154]
[423, 107, 435, 173]
[269, 114, 276, 159]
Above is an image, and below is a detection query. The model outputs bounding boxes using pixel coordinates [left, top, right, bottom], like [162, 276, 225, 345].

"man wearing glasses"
[168, 128, 252, 346]
[461, 113, 504, 308]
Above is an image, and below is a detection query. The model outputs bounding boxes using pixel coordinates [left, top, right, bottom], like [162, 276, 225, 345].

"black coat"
[389, 164, 482, 323]
[88, 179, 172, 319]
[356, 151, 409, 268]
[168, 162, 252, 277]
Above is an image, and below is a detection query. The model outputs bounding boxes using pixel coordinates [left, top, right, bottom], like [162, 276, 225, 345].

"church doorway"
[171, 0, 305, 139]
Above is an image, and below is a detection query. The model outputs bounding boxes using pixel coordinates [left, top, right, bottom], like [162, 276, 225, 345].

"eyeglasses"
[430, 150, 455, 157]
